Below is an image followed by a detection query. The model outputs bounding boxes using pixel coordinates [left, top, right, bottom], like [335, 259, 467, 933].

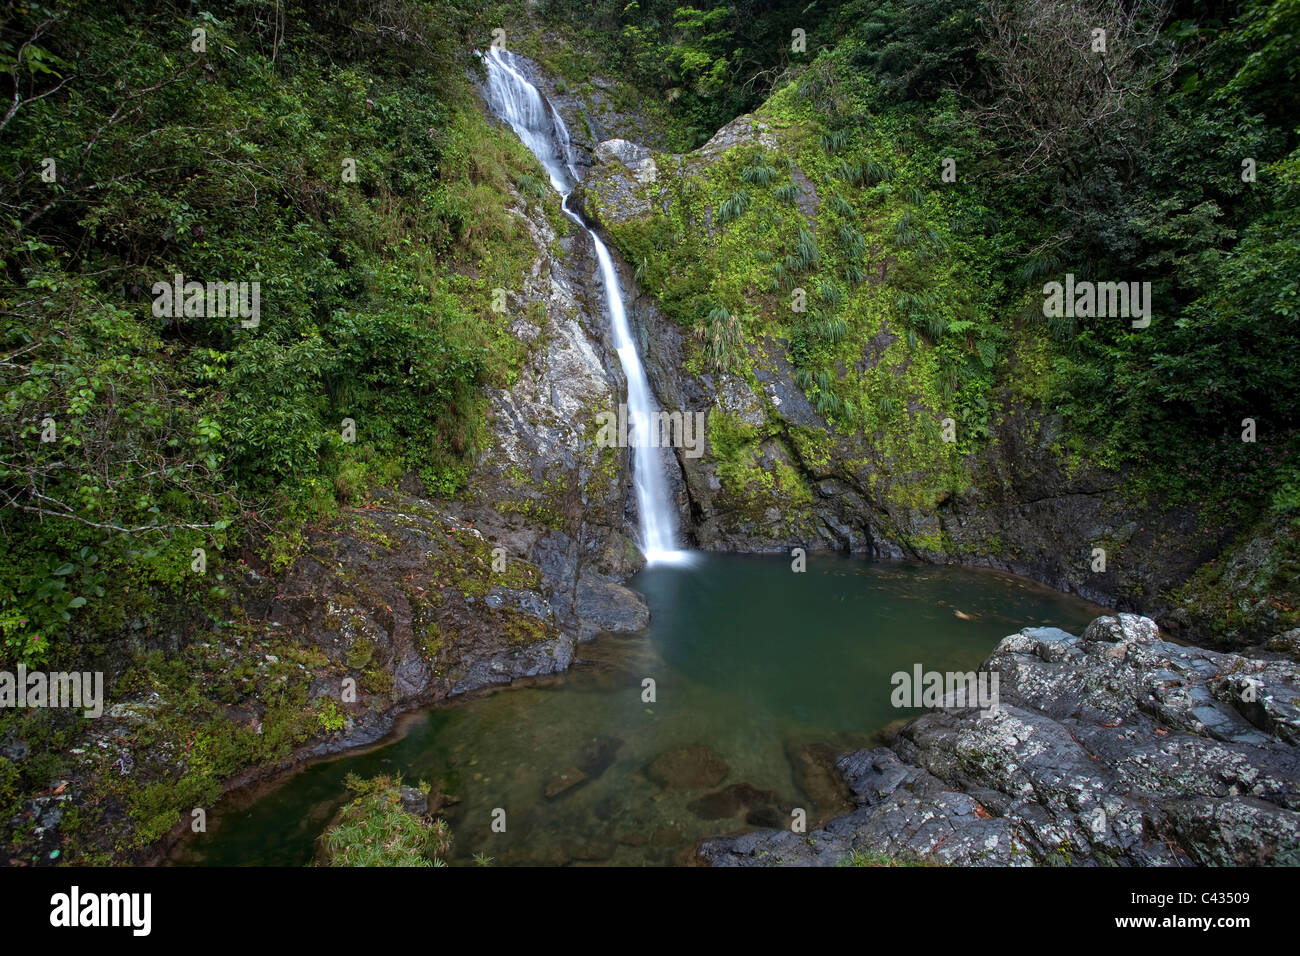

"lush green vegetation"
[2, 0, 1297, 865]
[1, 0, 561, 666]
[320, 773, 452, 866]
[578, 0, 1299, 531]
[490, 0, 846, 150]
[2, 0, 1292, 688]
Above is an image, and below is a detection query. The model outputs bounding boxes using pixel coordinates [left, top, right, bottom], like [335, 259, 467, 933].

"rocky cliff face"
[699, 613, 1300, 866]
[572, 114, 1278, 653]
[250, 123, 658, 749]
[9, 101, 659, 864]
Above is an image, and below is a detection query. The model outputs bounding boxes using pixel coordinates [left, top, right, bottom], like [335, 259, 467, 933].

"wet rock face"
[575, 99, 1243, 639]
[246, 168, 661, 755]
[572, 138, 660, 226]
[696, 114, 781, 159]
[574, 573, 651, 640]
[428, 134, 652, 649]
[255, 494, 579, 756]
[267, 166, 661, 754]
[699, 614, 1300, 867]
[517, 47, 669, 174]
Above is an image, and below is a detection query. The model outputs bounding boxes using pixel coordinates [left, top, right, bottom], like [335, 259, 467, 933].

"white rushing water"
[482, 47, 689, 565]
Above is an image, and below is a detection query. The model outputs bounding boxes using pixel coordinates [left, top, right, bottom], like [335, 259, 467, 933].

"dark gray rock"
[399, 786, 428, 817]
[699, 614, 1300, 867]
[0, 734, 28, 762]
[574, 573, 650, 640]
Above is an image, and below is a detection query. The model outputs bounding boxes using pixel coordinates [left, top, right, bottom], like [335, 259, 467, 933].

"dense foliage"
[1, 0, 554, 664]
[2, 0, 1296, 657]
[832, 0, 1300, 490]
[564, 0, 1298, 525]
[320, 774, 453, 866]
[496, 0, 847, 150]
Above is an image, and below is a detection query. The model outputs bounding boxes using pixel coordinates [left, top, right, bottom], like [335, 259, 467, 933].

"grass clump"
[320, 774, 451, 867]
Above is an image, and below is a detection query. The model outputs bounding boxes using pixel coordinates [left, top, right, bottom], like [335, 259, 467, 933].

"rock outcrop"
[575, 112, 1266, 649]
[245, 105, 659, 755]
[6, 83, 660, 864]
[699, 614, 1300, 866]
[440, 156, 650, 647]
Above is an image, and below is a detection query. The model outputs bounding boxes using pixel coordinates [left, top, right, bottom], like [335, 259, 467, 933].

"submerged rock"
[544, 767, 587, 799]
[700, 614, 1300, 867]
[786, 740, 853, 815]
[646, 744, 729, 789]
[574, 573, 650, 640]
[577, 735, 624, 780]
[687, 782, 781, 820]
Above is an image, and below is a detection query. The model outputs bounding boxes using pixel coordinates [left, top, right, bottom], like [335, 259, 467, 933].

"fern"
[834, 159, 860, 184]
[1018, 255, 1061, 283]
[818, 278, 844, 310]
[820, 128, 850, 153]
[817, 316, 848, 343]
[860, 159, 892, 185]
[895, 212, 920, 247]
[741, 164, 779, 186]
[837, 225, 866, 260]
[694, 306, 745, 373]
[793, 229, 820, 271]
[716, 189, 751, 223]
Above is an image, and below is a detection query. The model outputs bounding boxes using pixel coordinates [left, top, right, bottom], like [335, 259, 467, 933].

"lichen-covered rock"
[699, 614, 1300, 867]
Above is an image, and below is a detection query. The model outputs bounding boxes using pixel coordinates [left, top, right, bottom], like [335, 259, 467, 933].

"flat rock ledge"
[699, 613, 1300, 867]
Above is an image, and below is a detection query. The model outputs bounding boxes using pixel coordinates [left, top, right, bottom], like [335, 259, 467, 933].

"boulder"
[700, 615, 1300, 867]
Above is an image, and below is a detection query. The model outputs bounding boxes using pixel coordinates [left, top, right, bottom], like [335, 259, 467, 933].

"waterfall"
[482, 47, 689, 565]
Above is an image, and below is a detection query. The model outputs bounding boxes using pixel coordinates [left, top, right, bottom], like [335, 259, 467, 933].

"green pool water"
[174, 553, 1104, 866]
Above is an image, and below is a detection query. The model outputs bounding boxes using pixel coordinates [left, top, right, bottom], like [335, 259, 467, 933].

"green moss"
[345, 636, 375, 671]
[902, 528, 951, 554]
[37, 628, 329, 857]
[492, 496, 564, 529]
[502, 609, 554, 645]
[836, 848, 935, 867]
[422, 621, 446, 661]
[787, 425, 836, 473]
[587, 62, 1024, 531]
[1168, 512, 1300, 643]
[317, 699, 347, 732]
[361, 666, 395, 697]
[704, 409, 815, 520]
[340, 514, 401, 551]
